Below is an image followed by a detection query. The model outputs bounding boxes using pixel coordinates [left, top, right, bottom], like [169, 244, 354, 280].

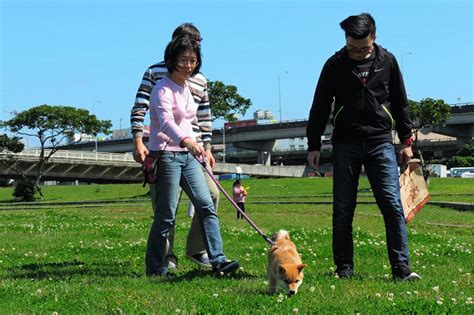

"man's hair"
[164, 36, 201, 75]
[171, 23, 202, 42]
[340, 13, 376, 39]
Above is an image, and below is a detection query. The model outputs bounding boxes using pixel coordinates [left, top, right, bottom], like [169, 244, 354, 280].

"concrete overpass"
[0, 150, 309, 182]
[58, 103, 473, 165]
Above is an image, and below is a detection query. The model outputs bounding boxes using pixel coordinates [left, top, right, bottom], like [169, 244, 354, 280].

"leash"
[194, 155, 274, 246]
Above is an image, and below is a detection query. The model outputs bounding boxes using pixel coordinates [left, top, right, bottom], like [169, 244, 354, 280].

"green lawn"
[0, 178, 473, 313]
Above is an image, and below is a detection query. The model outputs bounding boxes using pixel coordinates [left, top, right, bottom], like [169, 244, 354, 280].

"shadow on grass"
[5, 260, 259, 283]
[148, 269, 258, 284]
[5, 259, 142, 280]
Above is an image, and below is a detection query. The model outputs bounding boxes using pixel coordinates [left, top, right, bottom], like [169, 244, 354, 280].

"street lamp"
[222, 126, 226, 163]
[278, 71, 288, 122]
[222, 125, 232, 163]
[95, 136, 98, 159]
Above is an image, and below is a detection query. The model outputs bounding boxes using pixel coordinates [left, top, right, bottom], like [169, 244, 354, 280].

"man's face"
[345, 35, 376, 61]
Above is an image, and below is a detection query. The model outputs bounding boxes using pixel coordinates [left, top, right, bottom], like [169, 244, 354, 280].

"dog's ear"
[270, 244, 279, 252]
[297, 264, 307, 272]
[278, 265, 286, 274]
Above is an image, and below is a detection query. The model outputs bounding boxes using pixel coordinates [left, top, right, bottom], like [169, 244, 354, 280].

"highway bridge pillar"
[234, 140, 276, 166]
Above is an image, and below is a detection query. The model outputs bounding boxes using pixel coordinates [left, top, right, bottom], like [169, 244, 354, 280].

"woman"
[145, 36, 239, 277]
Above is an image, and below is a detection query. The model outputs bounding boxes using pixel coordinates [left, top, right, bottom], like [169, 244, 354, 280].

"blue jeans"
[145, 151, 226, 275]
[332, 142, 410, 269]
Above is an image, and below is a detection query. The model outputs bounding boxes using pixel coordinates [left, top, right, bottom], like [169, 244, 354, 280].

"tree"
[0, 134, 24, 153]
[447, 140, 474, 168]
[409, 98, 451, 146]
[208, 80, 252, 121]
[2, 105, 112, 194]
[454, 139, 474, 157]
[0, 134, 26, 177]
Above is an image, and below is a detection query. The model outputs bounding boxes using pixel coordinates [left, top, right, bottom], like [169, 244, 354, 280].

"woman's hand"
[182, 138, 203, 157]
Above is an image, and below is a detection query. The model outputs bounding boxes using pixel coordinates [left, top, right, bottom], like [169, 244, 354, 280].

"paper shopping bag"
[399, 161, 430, 223]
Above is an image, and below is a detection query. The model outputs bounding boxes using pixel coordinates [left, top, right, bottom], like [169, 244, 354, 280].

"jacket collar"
[334, 43, 387, 65]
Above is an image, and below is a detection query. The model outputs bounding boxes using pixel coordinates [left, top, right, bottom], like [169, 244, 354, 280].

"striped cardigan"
[131, 61, 212, 148]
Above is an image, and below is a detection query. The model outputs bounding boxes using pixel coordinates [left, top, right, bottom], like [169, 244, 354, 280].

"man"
[307, 13, 420, 281]
[131, 23, 218, 270]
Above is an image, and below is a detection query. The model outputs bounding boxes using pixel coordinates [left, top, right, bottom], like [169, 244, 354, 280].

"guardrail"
[2, 149, 135, 162]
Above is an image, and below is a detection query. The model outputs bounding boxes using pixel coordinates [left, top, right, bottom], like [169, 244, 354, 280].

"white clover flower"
[213, 293, 218, 297]
[330, 285, 336, 290]
[436, 300, 443, 305]
[451, 298, 457, 304]
[175, 309, 181, 313]
[293, 307, 299, 314]
[375, 293, 381, 298]
[310, 286, 316, 293]
[432, 286, 440, 292]
[406, 291, 412, 295]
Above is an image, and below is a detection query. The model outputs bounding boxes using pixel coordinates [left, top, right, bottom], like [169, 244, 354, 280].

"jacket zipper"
[382, 104, 395, 129]
[333, 106, 344, 126]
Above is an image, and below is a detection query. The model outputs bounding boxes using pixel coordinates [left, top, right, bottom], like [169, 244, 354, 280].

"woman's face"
[174, 49, 198, 79]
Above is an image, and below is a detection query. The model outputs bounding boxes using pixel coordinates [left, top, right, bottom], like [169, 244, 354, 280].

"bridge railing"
[3, 149, 135, 162]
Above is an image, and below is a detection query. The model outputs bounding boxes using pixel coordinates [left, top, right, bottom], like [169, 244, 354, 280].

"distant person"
[232, 179, 248, 219]
[144, 35, 239, 277]
[306, 13, 420, 281]
[131, 23, 219, 270]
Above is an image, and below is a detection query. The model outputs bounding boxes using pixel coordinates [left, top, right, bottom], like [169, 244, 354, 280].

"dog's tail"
[271, 229, 290, 241]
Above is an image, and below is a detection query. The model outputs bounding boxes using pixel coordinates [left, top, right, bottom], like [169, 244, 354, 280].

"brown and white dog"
[267, 230, 306, 296]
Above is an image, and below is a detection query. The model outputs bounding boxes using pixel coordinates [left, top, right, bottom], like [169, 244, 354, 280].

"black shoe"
[187, 253, 212, 269]
[212, 260, 240, 276]
[392, 265, 421, 281]
[335, 264, 353, 279]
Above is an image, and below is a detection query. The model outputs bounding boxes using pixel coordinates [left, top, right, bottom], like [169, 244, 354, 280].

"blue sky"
[1, 0, 473, 136]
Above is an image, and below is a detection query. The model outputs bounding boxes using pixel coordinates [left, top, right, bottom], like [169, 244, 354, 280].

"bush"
[447, 156, 474, 168]
[12, 179, 37, 202]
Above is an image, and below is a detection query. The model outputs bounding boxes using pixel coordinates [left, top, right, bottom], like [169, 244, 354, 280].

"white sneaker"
[167, 261, 177, 270]
[402, 272, 421, 281]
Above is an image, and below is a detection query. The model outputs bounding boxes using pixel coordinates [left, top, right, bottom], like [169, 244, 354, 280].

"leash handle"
[194, 156, 274, 246]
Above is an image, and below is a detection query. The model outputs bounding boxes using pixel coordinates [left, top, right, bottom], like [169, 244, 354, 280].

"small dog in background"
[267, 230, 306, 296]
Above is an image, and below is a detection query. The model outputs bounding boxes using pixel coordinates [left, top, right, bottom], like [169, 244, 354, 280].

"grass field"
[0, 178, 473, 313]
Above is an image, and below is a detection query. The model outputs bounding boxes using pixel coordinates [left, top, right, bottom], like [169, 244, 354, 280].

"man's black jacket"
[307, 43, 413, 151]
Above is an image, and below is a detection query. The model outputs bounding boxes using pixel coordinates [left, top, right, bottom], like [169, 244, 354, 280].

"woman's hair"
[233, 179, 241, 187]
[172, 23, 202, 42]
[339, 13, 376, 39]
[164, 36, 201, 75]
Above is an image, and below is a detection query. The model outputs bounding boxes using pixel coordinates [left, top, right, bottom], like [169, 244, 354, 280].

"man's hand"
[400, 145, 414, 167]
[205, 149, 216, 169]
[307, 151, 321, 177]
[307, 151, 321, 169]
[133, 137, 149, 164]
